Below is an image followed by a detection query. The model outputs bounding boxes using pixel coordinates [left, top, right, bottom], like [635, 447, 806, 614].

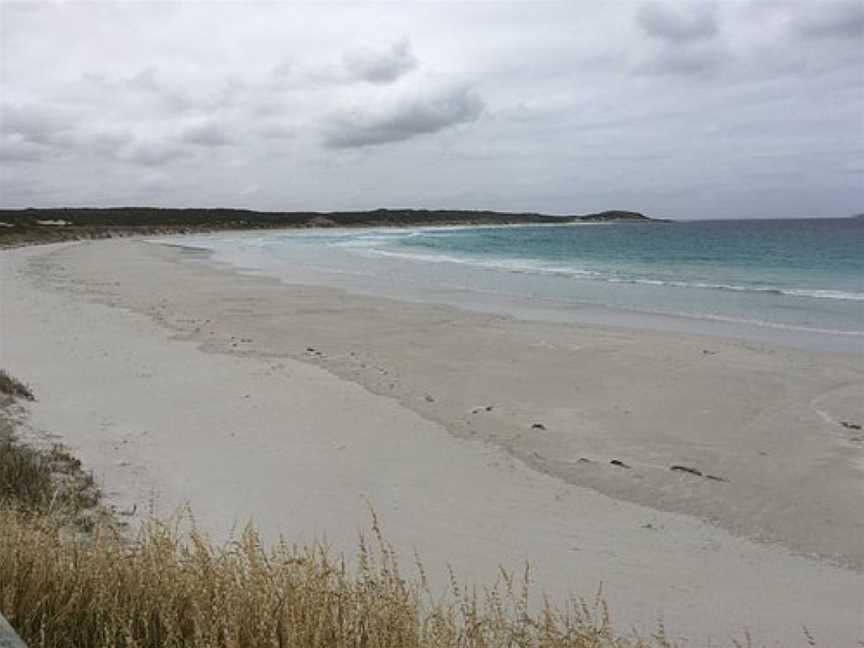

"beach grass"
[0, 409, 99, 526]
[0, 506, 681, 648]
[0, 434, 56, 511]
[0, 370, 34, 401]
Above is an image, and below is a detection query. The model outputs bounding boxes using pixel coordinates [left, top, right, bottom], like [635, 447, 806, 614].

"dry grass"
[0, 507, 684, 648]
[0, 370, 34, 401]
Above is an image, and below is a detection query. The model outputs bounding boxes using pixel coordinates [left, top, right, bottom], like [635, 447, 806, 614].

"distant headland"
[0, 207, 660, 247]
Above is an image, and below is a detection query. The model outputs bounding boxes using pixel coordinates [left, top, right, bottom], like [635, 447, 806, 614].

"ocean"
[172, 218, 864, 352]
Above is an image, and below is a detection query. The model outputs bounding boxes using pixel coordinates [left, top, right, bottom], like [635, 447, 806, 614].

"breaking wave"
[341, 244, 864, 303]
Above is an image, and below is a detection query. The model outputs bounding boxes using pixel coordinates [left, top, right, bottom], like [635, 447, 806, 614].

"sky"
[1, 1, 862, 220]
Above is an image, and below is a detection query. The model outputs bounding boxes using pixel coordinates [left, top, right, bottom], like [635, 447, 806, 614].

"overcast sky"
[1, 1, 862, 219]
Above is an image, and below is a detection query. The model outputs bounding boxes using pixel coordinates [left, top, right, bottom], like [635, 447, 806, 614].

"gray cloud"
[636, 2, 718, 43]
[84, 66, 242, 115]
[342, 40, 417, 84]
[0, 139, 44, 163]
[1, 102, 73, 146]
[118, 139, 189, 166]
[323, 86, 484, 148]
[634, 43, 725, 77]
[273, 40, 418, 88]
[792, 2, 864, 40]
[179, 120, 232, 147]
[631, 3, 723, 78]
[257, 123, 296, 140]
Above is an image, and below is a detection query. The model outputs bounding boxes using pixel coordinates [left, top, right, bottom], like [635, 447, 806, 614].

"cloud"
[178, 120, 232, 146]
[83, 66, 243, 115]
[256, 123, 295, 140]
[0, 138, 44, 163]
[1, 102, 73, 145]
[273, 40, 418, 89]
[118, 139, 188, 166]
[636, 2, 718, 43]
[136, 171, 176, 192]
[632, 3, 724, 77]
[791, 2, 864, 39]
[0, 106, 183, 167]
[634, 42, 725, 77]
[342, 40, 417, 84]
[323, 85, 484, 149]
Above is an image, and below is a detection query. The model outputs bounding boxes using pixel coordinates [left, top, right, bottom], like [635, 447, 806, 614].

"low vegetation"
[0, 384, 99, 530]
[0, 370, 34, 401]
[0, 436, 98, 520]
[0, 207, 654, 248]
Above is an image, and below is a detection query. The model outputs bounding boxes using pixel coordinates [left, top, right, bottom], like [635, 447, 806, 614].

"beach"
[2, 238, 863, 645]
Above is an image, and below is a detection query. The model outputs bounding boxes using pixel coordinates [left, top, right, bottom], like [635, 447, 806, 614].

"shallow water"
[168, 218, 864, 352]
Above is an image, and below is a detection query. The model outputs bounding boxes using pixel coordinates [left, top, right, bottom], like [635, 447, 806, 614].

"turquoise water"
[174, 218, 864, 349]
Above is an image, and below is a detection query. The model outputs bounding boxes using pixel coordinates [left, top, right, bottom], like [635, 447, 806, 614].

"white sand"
[2, 240, 862, 646]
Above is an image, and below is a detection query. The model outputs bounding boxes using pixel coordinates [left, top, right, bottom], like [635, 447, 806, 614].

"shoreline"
[2, 239, 863, 644]
[154, 239, 864, 568]
[160, 227, 864, 355]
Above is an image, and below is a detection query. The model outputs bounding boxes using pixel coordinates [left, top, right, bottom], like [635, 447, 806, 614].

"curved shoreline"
[163, 227, 864, 354]
[2, 239, 863, 644]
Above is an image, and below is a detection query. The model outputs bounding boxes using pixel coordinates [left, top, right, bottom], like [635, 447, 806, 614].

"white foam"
[351, 246, 864, 303]
[162, 230, 864, 338]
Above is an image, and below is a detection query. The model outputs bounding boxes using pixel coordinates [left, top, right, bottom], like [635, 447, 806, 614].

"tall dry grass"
[0, 507, 678, 648]
[0, 371, 34, 401]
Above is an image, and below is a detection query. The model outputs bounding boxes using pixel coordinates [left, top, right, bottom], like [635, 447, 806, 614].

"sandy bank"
[2, 239, 862, 645]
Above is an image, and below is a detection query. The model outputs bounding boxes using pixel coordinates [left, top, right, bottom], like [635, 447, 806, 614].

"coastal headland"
[0, 207, 656, 248]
